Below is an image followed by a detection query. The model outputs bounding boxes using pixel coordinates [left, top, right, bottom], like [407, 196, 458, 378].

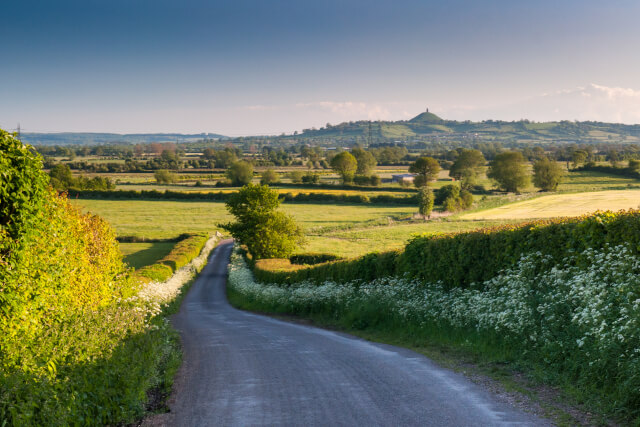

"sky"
[1, 0, 640, 135]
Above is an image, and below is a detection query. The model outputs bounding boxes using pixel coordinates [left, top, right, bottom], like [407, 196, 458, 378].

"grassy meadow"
[120, 242, 176, 269]
[72, 169, 640, 260]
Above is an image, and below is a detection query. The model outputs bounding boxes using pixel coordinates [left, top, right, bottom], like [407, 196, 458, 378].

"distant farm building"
[391, 173, 415, 183]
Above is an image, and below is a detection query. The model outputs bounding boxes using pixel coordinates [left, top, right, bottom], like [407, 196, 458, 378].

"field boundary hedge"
[67, 189, 418, 205]
[572, 164, 640, 179]
[253, 210, 640, 289]
[135, 233, 211, 283]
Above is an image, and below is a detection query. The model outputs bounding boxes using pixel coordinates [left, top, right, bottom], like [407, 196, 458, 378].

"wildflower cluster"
[228, 245, 640, 415]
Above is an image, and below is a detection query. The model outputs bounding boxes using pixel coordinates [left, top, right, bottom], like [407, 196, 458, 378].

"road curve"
[149, 240, 549, 426]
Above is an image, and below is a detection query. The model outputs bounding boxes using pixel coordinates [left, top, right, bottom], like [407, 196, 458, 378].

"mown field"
[462, 189, 640, 220]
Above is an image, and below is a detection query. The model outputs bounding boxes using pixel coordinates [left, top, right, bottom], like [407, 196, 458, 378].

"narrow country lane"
[147, 240, 550, 427]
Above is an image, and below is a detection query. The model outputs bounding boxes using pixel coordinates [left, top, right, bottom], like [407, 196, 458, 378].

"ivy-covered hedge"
[135, 233, 210, 283]
[253, 210, 640, 289]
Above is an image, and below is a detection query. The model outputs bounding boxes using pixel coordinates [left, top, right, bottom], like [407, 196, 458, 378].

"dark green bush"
[253, 250, 401, 284]
[572, 163, 640, 179]
[289, 253, 341, 265]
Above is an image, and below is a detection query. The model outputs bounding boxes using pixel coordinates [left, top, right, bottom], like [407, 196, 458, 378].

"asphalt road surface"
[149, 240, 549, 426]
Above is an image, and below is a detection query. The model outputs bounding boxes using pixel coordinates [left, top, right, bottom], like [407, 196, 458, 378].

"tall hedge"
[1, 130, 176, 424]
[254, 210, 640, 290]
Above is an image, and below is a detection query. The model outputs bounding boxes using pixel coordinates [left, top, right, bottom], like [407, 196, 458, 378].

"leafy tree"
[487, 151, 530, 193]
[154, 169, 178, 184]
[435, 184, 460, 204]
[418, 187, 434, 217]
[226, 160, 254, 186]
[351, 147, 377, 175]
[302, 172, 320, 184]
[629, 159, 640, 173]
[370, 146, 408, 164]
[532, 158, 565, 191]
[221, 184, 304, 259]
[289, 171, 304, 183]
[409, 157, 441, 187]
[571, 150, 588, 168]
[607, 149, 620, 167]
[260, 168, 279, 185]
[449, 149, 485, 190]
[434, 184, 473, 212]
[330, 152, 358, 184]
[49, 164, 75, 190]
[460, 189, 474, 209]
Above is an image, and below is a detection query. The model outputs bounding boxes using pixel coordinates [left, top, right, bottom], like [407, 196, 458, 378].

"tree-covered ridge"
[20, 132, 227, 146]
[297, 112, 640, 144]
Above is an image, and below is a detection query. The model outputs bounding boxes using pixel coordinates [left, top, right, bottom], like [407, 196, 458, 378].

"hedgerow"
[573, 163, 640, 179]
[135, 233, 210, 283]
[68, 189, 418, 205]
[229, 246, 640, 421]
[0, 130, 191, 425]
[254, 210, 640, 289]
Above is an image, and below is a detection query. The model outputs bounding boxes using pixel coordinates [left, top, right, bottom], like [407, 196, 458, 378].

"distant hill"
[297, 111, 640, 144]
[20, 132, 226, 146]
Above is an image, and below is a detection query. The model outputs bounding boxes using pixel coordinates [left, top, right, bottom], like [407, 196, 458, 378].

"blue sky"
[1, 0, 640, 135]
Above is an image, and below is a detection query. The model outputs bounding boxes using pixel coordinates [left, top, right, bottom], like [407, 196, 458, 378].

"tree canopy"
[226, 160, 254, 186]
[221, 184, 304, 259]
[409, 156, 441, 187]
[449, 149, 485, 189]
[330, 152, 358, 184]
[532, 158, 565, 191]
[487, 151, 530, 193]
[351, 147, 377, 175]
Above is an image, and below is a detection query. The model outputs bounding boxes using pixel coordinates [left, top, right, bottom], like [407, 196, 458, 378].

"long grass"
[121, 242, 175, 270]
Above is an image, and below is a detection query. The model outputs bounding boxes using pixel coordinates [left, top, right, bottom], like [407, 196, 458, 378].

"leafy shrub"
[260, 168, 279, 185]
[290, 253, 341, 265]
[301, 172, 320, 184]
[288, 171, 304, 183]
[436, 185, 473, 212]
[417, 187, 434, 216]
[435, 184, 459, 204]
[154, 169, 178, 184]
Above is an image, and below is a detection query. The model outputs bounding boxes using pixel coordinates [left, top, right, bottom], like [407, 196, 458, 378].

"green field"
[120, 242, 175, 270]
[305, 219, 514, 257]
[73, 199, 511, 258]
[73, 170, 640, 258]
